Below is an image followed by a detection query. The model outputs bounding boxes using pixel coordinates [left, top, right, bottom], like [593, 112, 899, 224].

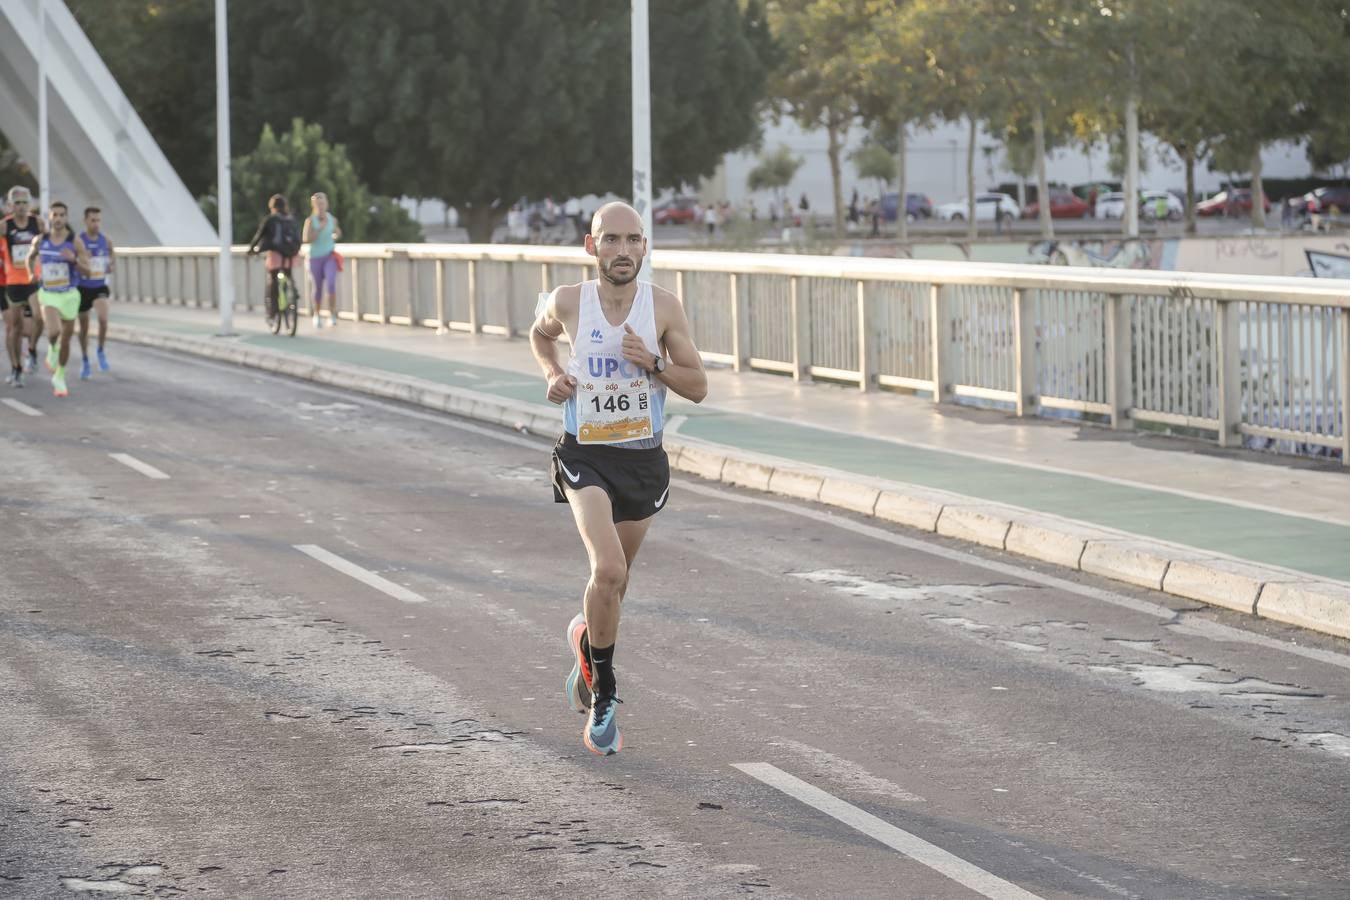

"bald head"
[590, 201, 644, 239]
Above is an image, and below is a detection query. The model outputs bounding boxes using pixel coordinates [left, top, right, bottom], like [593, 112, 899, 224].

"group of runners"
[0, 185, 114, 397]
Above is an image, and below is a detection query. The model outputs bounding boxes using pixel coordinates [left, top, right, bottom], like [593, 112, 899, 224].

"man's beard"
[600, 256, 641, 285]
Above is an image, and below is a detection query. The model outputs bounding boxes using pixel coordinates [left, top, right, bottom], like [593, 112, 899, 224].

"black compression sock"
[589, 643, 616, 697]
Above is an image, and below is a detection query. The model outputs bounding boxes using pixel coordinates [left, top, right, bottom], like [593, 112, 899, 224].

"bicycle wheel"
[283, 277, 299, 336]
[267, 285, 281, 334]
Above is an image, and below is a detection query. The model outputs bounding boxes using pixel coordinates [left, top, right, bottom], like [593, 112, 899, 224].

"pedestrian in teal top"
[303, 192, 341, 329]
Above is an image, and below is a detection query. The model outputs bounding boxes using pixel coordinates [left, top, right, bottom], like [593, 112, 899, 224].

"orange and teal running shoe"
[564, 612, 593, 714]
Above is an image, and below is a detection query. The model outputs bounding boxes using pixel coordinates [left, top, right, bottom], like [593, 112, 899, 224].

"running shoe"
[327, 313, 337, 328]
[52, 367, 68, 398]
[45, 343, 58, 373]
[13, 371, 23, 388]
[4, 370, 13, 386]
[96, 347, 109, 372]
[312, 313, 323, 330]
[24, 351, 36, 374]
[583, 692, 623, 756]
[564, 612, 593, 714]
[80, 356, 92, 380]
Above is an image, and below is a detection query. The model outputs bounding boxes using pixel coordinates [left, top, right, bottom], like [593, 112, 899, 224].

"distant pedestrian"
[1280, 197, 1293, 231]
[868, 199, 880, 237]
[564, 196, 583, 241]
[303, 192, 342, 329]
[799, 192, 810, 214]
[848, 188, 859, 224]
[703, 204, 717, 238]
[995, 202, 1005, 235]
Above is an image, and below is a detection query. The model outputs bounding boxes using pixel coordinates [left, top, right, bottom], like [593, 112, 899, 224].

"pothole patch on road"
[60, 864, 165, 895]
[1090, 662, 1323, 700]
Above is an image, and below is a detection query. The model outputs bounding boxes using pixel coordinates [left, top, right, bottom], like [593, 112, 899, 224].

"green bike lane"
[115, 307, 1350, 582]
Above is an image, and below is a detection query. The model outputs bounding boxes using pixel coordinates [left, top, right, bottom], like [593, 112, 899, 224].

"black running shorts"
[2, 283, 36, 313]
[550, 432, 670, 523]
[79, 285, 110, 313]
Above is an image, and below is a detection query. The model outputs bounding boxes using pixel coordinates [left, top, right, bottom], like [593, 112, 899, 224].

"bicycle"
[266, 266, 299, 336]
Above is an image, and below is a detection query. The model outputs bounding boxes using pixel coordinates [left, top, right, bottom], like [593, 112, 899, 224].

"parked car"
[1094, 191, 1127, 219]
[934, 192, 1020, 221]
[1294, 186, 1350, 219]
[1022, 189, 1090, 219]
[1197, 188, 1270, 217]
[653, 196, 698, 225]
[1139, 190, 1184, 221]
[879, 192, 933, 222]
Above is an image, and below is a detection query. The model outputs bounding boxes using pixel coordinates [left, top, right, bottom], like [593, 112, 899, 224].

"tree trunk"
[896, 125, 908, 245]
[1034, 104, 1052, 239]
[966, 117, 977, 241]
[1183, 148, 1198, 236]
[1250, 147, 1266, 229]
[464, 204, 505, 244]
[1124, 91, 1140, 238]
[826, 114, 846, 239]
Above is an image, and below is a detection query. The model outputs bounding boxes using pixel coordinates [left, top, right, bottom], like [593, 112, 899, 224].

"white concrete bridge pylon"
[0, 1, 217, 246]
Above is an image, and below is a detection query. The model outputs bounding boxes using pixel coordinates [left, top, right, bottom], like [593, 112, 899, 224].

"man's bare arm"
[530, 287, 578, 404]
[652, 291, 707, 403]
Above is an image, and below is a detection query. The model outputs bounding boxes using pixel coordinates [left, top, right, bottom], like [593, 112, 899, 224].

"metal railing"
[115, 244, 1350, 464]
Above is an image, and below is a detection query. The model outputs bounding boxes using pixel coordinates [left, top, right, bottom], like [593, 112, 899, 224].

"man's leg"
[78, 310, 91, 357]
[3, 306, 22, 377]
[95, 295, 110, 349]
[58, 316, 75, 368]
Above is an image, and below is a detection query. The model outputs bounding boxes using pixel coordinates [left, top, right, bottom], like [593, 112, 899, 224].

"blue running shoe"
[583, 692, 623, 756]
[564, 612, 593, 714]
[80, 357, 92, 380]
[96, 347, 110, 372]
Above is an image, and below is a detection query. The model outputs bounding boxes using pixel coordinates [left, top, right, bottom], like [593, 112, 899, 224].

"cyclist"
[246, 194, 301, 324]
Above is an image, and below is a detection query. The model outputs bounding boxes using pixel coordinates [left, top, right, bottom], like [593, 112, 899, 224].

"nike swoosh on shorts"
[559, 460, 582, 483]
[654, 487, 669, 509]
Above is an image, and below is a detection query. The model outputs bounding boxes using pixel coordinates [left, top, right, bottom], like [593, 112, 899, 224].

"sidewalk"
[109, 304, 1350, 638]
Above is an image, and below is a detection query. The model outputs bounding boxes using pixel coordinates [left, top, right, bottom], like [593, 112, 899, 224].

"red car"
[1022, 189, 1090, 219]
[653, 197, 698, 225]
[1196, 188, 1270, 217]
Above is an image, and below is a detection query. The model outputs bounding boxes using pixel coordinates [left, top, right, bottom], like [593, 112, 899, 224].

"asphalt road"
[2, 345, 1349, 899]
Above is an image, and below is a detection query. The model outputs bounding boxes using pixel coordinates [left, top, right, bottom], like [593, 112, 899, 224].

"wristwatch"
[652, 354, 667, 375]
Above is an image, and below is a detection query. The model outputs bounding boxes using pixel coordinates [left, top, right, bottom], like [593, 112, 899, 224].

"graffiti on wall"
[1025, 238, 1170, 269]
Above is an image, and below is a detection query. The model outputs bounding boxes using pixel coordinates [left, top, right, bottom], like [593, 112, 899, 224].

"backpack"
[270, 215, 301, 257]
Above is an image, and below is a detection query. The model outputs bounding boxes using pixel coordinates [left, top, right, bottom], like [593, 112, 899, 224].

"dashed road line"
[109, 453, 170, 479]
[2, 397, 42, 416]
[733, 763, 1043, 900]
[293, 544, 428, 604]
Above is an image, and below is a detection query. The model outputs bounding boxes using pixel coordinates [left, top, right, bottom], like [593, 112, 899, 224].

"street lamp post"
[631, 0, 652, 279]
[37, 0, 48, 211]
[215, 0, 235, 335]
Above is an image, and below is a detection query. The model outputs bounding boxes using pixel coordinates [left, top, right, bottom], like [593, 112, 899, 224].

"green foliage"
[72, 1, 773, 243]
[849, 142, 895, 187]
[747, 145, 802, 196]
[225, 119, 419, 244]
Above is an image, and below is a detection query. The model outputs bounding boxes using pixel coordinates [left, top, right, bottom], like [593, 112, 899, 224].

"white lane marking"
[2, 398, 42, 417]
[109, 453, 170, 479]
[734, 763, 1043, 900]
[677, 480, 1350, 673]
[293, 544, 427, 604]
[152, 349, 1350, 671]
[725, 406, 1350, 529]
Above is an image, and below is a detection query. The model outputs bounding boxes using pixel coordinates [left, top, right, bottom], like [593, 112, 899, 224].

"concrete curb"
[112, 324, 1350, 643]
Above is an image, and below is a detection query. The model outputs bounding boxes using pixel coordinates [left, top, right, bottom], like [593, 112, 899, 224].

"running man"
[529, 202, 707, 755]
[76, 206, 115, 378]
[27, 201, 91, 398]
[2, 187, 44, 383]
[302, 192, 341, 329]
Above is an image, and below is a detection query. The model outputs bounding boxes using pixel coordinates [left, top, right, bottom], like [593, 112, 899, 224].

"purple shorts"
[309, 253, 339, 299]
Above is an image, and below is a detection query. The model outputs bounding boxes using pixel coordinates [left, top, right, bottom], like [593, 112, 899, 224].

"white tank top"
[563, 280, 666, 447]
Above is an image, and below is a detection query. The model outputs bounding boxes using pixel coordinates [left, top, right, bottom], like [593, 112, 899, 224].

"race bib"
[88, 255, 109, 278]
[575, 363, 654, 444]
[41, 261, 70, 291]
[11, 243, 30, 264]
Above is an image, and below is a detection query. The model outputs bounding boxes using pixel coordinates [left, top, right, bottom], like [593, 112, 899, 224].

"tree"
[70, 1, 774, 243]
[219, 119, 419, 244]
[849, 142, 895, 194]
[764, 0, 877, 237]
[747, 144, 803, 207]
